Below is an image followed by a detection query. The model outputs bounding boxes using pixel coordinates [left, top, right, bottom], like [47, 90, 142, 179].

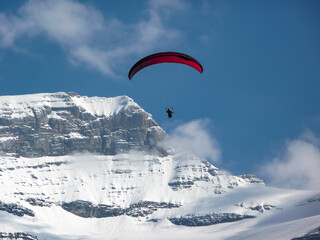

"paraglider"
[128, 52, 203, 118]
[128, 52, 203, 80]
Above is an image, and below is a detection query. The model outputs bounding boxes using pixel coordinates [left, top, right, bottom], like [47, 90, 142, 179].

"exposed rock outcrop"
[125, 201, 180, 217]
[0, 232, 38, 240]
[0, 92, 165, 157]
[297, 197, 320, 207]
[291, 226, 320, 240]
[236, 202, 276, 213]
[25, 198, 53, 207]
[238, 174, 264, 184]
[0, 201, 34, 217]
[61, 200, 180, 218]
[168, 213, 256, 226]
[61, 200, 125, 218]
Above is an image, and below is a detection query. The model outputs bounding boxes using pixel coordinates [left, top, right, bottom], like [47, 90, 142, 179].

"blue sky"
[0, 0, 319, 188]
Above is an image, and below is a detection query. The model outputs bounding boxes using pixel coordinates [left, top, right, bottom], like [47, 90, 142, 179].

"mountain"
[0, 92, 165, 157]
[0, 92, 319, 240]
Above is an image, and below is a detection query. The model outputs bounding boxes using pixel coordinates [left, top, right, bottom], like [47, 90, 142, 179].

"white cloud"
[258, 131, 320, 190]
[0, 0, 184, 77]
[0, 0, 104, 47]
[165, 119, 221, 163]
[71, 45, 116, 77]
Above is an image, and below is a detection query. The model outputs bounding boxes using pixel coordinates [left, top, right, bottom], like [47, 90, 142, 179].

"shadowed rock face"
[61, 200, 125, 218]
[0, 92, 165, 157]
[61, 200, 181, 218]
[0, 232, 38, 240]
[168, 213, 256, 226]
[292, 235, 320, 240]
[125, 201, 181, 217]
[235, 202, 276, 213]
[291, 227, 320, 240]
[238, 174, 264, 184]
[0, 201, 34, 217]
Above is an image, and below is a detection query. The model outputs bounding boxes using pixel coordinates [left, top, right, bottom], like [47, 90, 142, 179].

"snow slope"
[0, 153, 319, 240]
[0, 92, 318, 239]
[0, 92, 140, 119]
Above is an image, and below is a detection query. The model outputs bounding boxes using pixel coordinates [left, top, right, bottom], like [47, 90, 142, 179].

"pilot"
[166, 108, 174, 118]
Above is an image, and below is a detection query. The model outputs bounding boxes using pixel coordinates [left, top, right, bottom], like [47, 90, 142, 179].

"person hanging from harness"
[166, 107, 174, 118]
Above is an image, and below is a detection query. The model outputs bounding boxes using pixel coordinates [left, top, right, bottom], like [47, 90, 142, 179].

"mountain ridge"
[0, 92, 319, 240]
[0, 92, 165, 157]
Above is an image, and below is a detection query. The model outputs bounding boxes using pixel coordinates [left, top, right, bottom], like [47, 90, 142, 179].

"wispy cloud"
[258, 130, 320, 190]
[165, 119, 221, 163]
[0, 0, 184, 77]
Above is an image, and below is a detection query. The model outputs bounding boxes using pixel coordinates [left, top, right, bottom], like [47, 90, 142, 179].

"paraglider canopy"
[128, 52, 203, 80]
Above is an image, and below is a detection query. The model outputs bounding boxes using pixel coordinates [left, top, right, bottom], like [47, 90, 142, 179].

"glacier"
[0, 92, 319, 240]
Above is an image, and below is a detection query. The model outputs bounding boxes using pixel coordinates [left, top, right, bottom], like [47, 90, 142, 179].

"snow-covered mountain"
[0, 92, 165, 157]
[0, 92, 319, 240]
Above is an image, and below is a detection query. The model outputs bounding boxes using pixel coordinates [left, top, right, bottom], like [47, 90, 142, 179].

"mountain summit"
[0, 92, 319, 240]
[0, 92, 165, 157]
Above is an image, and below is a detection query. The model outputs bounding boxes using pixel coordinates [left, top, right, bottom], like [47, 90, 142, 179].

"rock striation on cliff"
[0, 92, 317, 240]
[0, 92, 165, 157]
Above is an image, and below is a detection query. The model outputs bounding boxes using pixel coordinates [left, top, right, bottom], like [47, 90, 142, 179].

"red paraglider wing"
[128, 52, 203, 80]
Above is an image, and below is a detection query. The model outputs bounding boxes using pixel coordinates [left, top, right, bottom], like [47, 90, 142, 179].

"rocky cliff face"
[0, 92, 318, 240]
[0, 92, 165, 157]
